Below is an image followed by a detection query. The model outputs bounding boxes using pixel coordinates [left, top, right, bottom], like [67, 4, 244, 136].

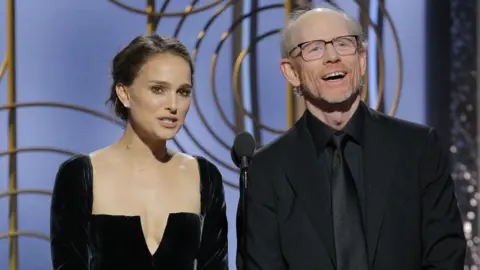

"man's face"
[280, 9, 367, 104]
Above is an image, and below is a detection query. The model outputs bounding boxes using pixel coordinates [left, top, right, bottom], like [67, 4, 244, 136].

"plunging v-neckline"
[135, 212, 201, 257]
[139, 214, 171, 256]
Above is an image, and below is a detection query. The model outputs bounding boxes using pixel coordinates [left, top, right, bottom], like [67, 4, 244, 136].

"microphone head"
[231, 131, 256, 167]
[233, 131, 256, 158]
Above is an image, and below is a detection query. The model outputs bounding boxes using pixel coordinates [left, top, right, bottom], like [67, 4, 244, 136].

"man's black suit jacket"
[237, 102, 466, 270]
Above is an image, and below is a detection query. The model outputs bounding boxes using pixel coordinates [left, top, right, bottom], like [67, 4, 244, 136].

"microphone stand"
[239, 156, 249, 269]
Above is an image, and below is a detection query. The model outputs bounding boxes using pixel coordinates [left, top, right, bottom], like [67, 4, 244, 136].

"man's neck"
[306, 95, 360, 130]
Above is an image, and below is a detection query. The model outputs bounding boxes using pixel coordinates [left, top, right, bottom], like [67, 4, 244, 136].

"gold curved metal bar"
[210, 4, 285, 134]
[189, 0, 237, 150]
[0, 189, 53, 199]
[190, 2, 280, 152]
[109, 0, 225, 17]
[0, 101, 123, 125]
[0, 146, 79, 157]
[0, 231, 49, 241]
[0, 56, 6, 82]
[6, 0, 18, 268]
[374, 44, 385, 111]
[378, 2, 402, 116]
[173, 0, 201, 37]
[146, 0, 155, 33]
[357, 2, 386, 111]
[284, 0, 294, 127]
[147, 0, 171, 33]
[232, 30, 285, 133]
[0, 148, 73, 207]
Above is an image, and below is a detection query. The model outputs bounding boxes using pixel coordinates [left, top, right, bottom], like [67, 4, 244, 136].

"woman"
[50, 33, 228, 269]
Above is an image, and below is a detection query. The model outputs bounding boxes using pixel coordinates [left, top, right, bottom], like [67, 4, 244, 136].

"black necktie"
[331, 132, 369, 270]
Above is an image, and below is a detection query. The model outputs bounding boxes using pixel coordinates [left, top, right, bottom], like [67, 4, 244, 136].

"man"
[237, 5, 466, 270]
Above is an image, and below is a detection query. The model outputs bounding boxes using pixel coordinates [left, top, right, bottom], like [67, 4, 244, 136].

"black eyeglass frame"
[287, 34, 360, 61]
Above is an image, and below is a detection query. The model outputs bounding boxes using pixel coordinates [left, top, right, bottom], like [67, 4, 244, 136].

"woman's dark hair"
[107, 33, 194, 121]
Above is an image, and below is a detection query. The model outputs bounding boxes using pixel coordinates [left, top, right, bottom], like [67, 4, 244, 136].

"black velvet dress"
[50, 154, 229, 270]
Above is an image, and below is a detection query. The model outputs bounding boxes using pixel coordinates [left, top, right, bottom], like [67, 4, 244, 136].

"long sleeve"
[196, 159, 229, 270]
[50, 155, 90, 270]
[238, 152, 286, 270]
[419, 128, 466, 269]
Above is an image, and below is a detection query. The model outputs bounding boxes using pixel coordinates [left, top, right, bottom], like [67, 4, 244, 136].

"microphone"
[231, 131, 255, 269]
[231, 131, 256, 171]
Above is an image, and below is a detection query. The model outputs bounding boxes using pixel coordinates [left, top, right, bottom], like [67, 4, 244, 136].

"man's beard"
[297, 77, 363, 113]
[299, 81, 362, 104]
[321, 87, 358, 104]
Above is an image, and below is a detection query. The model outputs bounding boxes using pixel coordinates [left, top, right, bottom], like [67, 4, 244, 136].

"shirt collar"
[306, 102, 365, 154]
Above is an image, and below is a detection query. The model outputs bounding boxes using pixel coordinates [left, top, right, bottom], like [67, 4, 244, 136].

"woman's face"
[117, 53, 192, 141]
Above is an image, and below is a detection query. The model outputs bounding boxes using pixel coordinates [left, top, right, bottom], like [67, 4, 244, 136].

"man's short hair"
[280, 3, 367, 58]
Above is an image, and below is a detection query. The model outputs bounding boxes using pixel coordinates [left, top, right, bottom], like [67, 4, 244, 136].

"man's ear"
[359, 47, 367, 77]
[280, 58, 301, 87]
[115, 84, 131, 108]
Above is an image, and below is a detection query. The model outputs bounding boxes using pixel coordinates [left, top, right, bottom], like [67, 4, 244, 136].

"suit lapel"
[283, 115, 336, 267]
[363, 107, 398, 265]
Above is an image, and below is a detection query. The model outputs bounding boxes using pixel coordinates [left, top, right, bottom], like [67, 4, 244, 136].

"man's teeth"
[161, 119, 174, 123]
[324, 72, 345, 79]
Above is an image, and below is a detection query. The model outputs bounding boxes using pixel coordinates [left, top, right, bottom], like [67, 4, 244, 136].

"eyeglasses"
[288, 35, 359, 62]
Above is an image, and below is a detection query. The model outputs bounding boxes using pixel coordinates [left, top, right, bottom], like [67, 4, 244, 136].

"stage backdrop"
[0, 0, 427, 269]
